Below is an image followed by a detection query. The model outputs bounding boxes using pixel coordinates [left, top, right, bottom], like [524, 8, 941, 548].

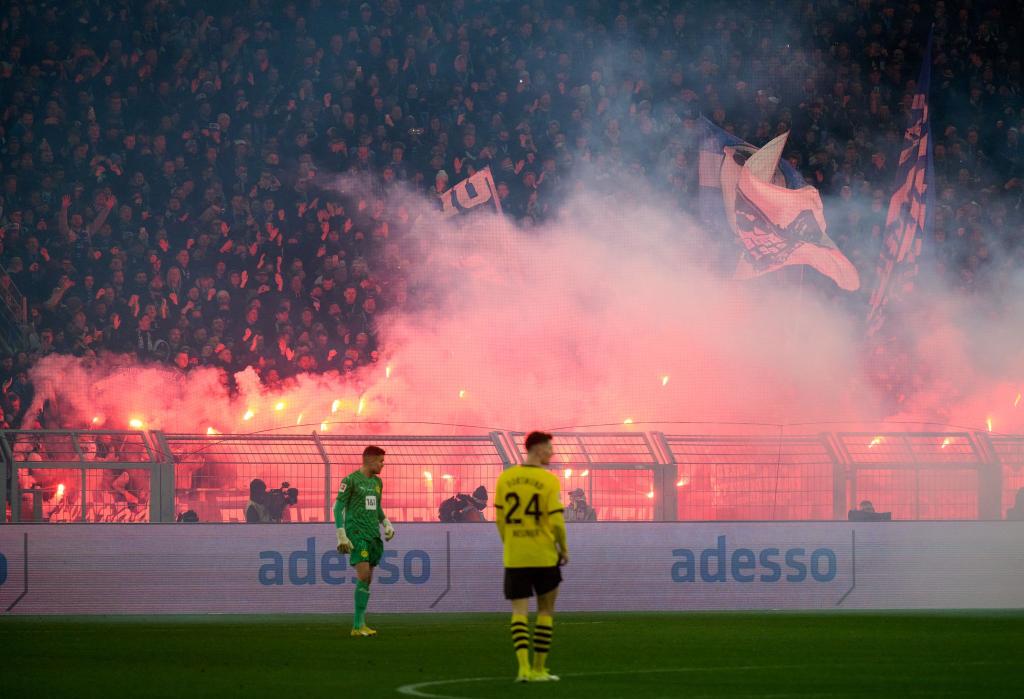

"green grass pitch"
[3, 612, 1022, 697]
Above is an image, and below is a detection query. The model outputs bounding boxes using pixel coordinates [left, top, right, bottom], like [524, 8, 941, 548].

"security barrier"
[2, 429, 1021, 523]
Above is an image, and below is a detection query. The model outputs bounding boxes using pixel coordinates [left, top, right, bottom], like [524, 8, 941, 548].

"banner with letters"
[439, 166, 502, 218]
[1, 523, 1023, 614]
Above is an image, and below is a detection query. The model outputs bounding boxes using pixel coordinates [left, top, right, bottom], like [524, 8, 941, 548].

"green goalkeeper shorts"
[350, 535, 384, 567]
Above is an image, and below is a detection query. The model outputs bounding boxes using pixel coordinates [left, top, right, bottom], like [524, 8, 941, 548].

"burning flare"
[128, 418, 144, 430]
[868, 436, 883, 449]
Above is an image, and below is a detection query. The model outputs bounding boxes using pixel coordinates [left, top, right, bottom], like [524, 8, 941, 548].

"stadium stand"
[1, 0, 1021, 431]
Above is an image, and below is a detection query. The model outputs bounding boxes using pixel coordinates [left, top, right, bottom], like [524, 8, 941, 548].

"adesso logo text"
[671, 535, 838, 583]
[257, 537, 431, 586]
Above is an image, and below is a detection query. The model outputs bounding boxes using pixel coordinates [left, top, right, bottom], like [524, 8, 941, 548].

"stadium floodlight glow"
[242, 409, 255, 421]
[128, 418, 144, 429]
[274, 401, 286, 411]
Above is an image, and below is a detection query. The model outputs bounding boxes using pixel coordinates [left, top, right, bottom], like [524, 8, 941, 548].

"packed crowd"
[1, 0, 1022, 430]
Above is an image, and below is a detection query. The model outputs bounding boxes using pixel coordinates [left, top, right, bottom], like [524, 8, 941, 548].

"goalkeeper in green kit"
[334, 445, 395, 637]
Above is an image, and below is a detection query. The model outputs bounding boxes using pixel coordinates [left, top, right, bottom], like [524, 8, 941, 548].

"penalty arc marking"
[396, 664, 815, 699]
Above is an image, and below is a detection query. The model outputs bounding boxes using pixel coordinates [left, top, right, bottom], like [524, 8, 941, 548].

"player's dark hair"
[524, 431, 552, 452]
[363, 445, 386, 459]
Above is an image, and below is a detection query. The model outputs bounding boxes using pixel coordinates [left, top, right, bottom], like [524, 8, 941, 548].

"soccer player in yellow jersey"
[495, 431, 569, 683]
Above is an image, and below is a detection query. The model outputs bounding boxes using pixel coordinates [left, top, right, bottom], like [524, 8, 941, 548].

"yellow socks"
[510, 614, 530, 672]
[532, 614, 553, 672]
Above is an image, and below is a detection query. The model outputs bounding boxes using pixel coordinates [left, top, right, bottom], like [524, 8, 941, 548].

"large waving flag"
[867, 34, 933, 337]
[699, 120, 860, 291]
[440, 166, 502, 217]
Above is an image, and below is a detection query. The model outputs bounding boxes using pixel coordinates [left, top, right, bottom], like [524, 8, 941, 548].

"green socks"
[354, 579, 371, 628]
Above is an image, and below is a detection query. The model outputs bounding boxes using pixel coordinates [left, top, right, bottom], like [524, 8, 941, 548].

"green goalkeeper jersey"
[334, 470, 385, 539]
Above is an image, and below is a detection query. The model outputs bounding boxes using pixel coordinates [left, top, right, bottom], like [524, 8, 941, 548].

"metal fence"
[1, 430, 163, 522]
[834, 432, 997, 520]
[2, 429, 1020, 523]
[658, 434, 840, 521]
[506, 432, 663, 520]
[980, 435, 1024, 517]
[156, 433, 327, 524]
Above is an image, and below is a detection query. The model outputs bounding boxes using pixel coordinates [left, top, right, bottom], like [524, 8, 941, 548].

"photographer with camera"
[245, 478, 299, 523]
[439, 485, 488, 523]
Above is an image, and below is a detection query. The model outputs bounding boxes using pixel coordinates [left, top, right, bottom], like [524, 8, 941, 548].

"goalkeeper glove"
[382, 518, 396, 542]
[336, 528, 352, 554]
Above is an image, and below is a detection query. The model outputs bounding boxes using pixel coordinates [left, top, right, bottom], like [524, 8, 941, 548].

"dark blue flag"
[867, 33, 934, 336]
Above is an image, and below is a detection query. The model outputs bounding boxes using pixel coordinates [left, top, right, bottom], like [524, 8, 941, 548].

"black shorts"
[504, 566, 562, 600]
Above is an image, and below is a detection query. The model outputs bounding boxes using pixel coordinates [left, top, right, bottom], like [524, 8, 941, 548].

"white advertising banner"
[1, 523, 1022, 614]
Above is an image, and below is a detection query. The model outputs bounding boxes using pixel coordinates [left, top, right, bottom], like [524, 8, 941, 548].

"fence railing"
[3, 429, 1021, 523]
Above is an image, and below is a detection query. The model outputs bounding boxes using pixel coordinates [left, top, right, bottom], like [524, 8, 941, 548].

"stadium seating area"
[1, 0, 1022, 429]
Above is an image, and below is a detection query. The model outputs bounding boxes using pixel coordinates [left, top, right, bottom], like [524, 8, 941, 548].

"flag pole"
[485, 166, 503, 215]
